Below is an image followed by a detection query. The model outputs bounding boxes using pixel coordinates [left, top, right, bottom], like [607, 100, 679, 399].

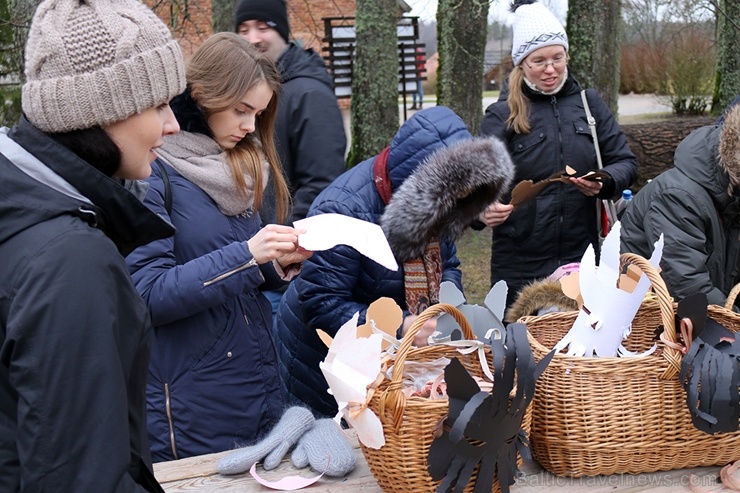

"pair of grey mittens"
[217, 406, 356, 477]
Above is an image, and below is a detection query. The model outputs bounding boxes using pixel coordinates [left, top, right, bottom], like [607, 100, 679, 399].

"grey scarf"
[157, 131, 268, 216]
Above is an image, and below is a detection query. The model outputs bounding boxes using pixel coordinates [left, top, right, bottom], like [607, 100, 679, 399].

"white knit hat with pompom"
[510, 0, 568, 67]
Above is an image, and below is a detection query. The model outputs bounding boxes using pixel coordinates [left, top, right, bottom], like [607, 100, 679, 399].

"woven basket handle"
[726, 283, 740, 310]
[379, 303, 473, 431]
[619, 253, 680, 380]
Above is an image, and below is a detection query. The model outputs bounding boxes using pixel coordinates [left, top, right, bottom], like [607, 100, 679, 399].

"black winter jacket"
[480, 75, 637, 300]
[620, 117, 740, 305]
[262, 42, 347, 225]
[0, 118, 172, 492]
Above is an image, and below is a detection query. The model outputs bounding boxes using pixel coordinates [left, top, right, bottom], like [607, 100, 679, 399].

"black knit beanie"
[234, 0, 290, 43]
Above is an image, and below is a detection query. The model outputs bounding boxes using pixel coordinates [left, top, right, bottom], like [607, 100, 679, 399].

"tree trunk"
[717, 0, 740, 112]
[436, 0, 488, 134]
[213, 0, 238, 33]
[621, 116, 713, 191]
[347, 0, 399, 167]
[567, 0, 622, 115]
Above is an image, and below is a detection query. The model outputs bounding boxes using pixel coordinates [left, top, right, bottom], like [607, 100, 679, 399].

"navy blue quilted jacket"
[275, 107, 470, 417]
[126, 160, 285, 462]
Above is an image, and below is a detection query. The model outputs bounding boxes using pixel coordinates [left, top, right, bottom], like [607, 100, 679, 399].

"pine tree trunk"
[567, 0, 621, 115]
[717, 0, 740, 111]
[436, 0, 488, 134]
[347, 0, 399, 166]
[212, 0, 238, 33]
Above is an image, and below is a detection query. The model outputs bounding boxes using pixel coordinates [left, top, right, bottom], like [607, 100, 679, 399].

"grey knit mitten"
[217, 407, 315, 475]
[290, 419, 356, 477]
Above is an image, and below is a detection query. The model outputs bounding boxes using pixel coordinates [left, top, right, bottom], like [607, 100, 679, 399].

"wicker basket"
[360, 303, 531, 493]
[707, 283, 740, 332]
[523, 253, 740, 477]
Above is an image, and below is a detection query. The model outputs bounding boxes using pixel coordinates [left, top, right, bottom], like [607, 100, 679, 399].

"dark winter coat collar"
[2, 117, 174, 255]
[170, 89, 212, 138]
[277, 42, 334, 89]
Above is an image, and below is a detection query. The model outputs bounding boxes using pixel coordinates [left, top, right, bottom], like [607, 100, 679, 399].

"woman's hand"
[478, 202, 514, 228]
[247, 224, 307, 265]
[276, 246, 313, 270]
[401, 314, 438, 347]
[569, 176, 603, 196]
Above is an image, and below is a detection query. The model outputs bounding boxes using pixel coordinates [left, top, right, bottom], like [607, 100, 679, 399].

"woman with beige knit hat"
[478, 0, 637, 315]
[0, 0, 186, 491]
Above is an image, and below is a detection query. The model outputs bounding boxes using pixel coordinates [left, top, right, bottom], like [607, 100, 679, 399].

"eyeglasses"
[523, 55, 569, 71]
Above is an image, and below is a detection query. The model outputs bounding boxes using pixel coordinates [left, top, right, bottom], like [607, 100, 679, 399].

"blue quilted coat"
[275, 107, 471, 417]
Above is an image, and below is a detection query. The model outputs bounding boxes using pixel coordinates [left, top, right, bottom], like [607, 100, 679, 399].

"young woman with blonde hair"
[478, 0, 637, 313]
[126, 32, 312, 462]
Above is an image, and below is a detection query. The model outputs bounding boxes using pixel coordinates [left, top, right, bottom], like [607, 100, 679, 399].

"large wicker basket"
[523, 253, 740, 477]
[360, 303, 531, 493]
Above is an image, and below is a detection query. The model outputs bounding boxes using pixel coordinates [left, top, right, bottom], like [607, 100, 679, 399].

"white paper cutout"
[249, 462, 323, 490]
[553, 222, 664, 357]
[294, 213, 399, 271]
[319, 312, 386, 449]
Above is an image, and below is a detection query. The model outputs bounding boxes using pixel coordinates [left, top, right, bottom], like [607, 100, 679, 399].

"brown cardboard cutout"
[356, 297, 402, 350]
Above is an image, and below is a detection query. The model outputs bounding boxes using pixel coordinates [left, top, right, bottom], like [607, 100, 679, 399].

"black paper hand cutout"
[427, 323, 555, 493]
[678, 293, 740, 434]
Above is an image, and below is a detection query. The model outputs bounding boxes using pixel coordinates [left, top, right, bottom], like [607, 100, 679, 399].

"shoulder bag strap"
[581, 89, 604, 171]
[581, 90, 617, 236]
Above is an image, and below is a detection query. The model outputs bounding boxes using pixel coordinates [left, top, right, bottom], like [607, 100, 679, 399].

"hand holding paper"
[294, 213, 398, 271]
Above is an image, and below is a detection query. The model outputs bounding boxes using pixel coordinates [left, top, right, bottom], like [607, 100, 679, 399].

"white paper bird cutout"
[318, 312, 386, 449]
[553, 222, 663, 357]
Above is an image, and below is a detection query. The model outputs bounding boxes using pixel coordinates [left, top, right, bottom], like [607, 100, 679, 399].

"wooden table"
[154, 431, 729, 492]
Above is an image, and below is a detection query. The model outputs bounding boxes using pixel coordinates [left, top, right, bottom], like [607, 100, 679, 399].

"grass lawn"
[455, 227, 493, 305]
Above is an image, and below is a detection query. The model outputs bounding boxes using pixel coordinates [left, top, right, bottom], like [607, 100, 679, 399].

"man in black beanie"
[235, 0, 347, 315]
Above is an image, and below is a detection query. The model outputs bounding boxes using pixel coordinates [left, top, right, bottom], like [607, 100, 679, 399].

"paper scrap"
[295, 213, 398, 271]
[249, 462, 323, 491]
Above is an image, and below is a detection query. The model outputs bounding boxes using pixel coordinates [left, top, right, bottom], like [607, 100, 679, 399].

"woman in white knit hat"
[0, 0, 186, 491]
[478, 0, 637, 314]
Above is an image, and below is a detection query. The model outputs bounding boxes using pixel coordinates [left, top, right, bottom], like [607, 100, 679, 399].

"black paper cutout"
[678, 294, 740, 434]
[427, 323, 555, 493]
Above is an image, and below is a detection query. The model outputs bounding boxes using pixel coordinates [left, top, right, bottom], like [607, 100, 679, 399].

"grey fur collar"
[381, 136, 514, 262]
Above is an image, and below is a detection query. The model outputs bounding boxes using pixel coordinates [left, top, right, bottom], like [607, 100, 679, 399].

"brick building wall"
[146, 0, 358, 57]
[287, 0, 356, 52]
[144, 0, 213, 58]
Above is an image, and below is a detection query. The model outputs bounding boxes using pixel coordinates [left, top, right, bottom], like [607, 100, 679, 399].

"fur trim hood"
[505, 278, 578, 323]
[381, 136, 514, 262]
[719, 103, 740, 195]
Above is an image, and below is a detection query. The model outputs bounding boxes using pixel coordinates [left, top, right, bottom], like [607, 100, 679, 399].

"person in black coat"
[0, 0, 186, 490]
[478, 0, 637, 313]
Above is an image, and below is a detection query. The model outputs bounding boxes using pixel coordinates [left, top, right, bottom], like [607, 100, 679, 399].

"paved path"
[340, 93, 672, 145]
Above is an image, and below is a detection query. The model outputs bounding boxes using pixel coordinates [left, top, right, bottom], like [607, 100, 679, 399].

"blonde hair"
[506, 66, 531, 134]
[187, 32, 290, 223]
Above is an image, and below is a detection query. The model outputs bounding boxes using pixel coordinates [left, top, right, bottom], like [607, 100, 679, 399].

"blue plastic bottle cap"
[622, 189, 633, 200]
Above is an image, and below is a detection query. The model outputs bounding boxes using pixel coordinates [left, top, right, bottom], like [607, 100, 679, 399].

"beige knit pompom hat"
[22, 0, 187, 133]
